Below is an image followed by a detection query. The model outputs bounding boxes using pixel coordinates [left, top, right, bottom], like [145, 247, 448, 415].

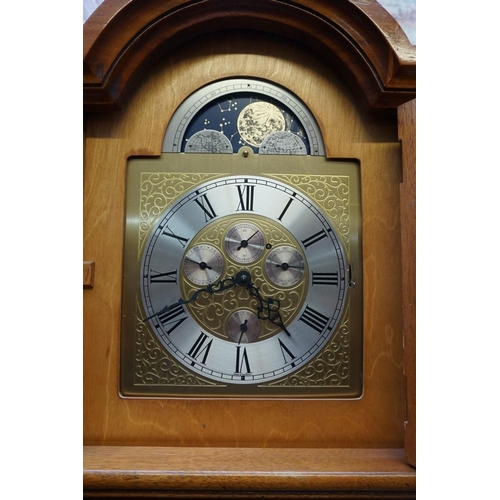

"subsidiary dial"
[183, 244, 224, 285]
[226, 309, 260, 344]
[265, 245, 305, 287]
[224, 222, 265, 264]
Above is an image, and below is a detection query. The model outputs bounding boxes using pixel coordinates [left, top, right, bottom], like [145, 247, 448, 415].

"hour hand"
[142, 275, 240, 322]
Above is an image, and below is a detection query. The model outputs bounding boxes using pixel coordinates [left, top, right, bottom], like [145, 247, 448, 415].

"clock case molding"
[83, 1, 416, 498]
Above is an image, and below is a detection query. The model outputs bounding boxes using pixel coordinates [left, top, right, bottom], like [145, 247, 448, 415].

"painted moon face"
[237, 102, 285, 147]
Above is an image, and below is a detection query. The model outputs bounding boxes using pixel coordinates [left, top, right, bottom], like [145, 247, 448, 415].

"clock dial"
[265, 245, 305, 287]
[140, 175, 347, 385]
[226, 310, 260, 344]
[183, 244, 224, 285]
[224, 221, 265, 264]
[122, 78, 362, 398]
[162, 79, 325, 155]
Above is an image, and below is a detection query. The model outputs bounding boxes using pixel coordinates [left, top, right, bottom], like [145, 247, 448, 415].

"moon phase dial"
[224, 221, 265, 264]
[163, 79, 325, 155]
[237, 102, 285, 148]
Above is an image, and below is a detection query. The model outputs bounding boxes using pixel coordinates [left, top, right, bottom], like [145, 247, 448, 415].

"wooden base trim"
[84, 446, 416, 499]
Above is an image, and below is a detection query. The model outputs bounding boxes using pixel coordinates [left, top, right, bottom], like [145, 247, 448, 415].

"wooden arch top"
[83, 0, 416, 113]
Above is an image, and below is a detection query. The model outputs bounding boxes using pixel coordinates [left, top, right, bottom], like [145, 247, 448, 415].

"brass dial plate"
[121, 152, 363, 398]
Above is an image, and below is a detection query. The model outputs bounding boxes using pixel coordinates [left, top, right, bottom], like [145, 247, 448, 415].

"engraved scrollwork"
[268, 304, 350, 387]
[133, 306, 219, 386]
[138, 173, 224, 253]
[179, 214, 308, 342]
[268, 174, 351, 256]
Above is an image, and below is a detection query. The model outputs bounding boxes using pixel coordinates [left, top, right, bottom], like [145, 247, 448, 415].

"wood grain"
[84, 446, 416, 498]
[83, 261, 95, 288]
[398, 99, 416, 468]
[84, 32, 406, 449]
[83, 1, 416, 494]
[83, 0, 415, 112]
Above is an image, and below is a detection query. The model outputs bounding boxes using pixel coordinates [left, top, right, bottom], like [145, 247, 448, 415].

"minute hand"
[246, 282, 292, 337]
[142, 275, 240, 322]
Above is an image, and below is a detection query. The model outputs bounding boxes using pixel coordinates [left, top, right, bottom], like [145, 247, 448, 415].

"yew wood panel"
[84, 32, 405, 448]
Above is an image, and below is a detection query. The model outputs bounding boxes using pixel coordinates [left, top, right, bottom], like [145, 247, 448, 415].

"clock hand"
[236, 230, 259, 250]
[274, 262, 304, 271]
[142, 271, 250, 322]
[244, 280, 292, 337]
[143, 269, 290, 336]
[238, 319, 249, 344]
[185, 257, 212, 270]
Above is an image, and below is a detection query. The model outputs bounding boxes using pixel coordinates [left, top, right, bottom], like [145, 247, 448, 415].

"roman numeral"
[157, 303, 187, 334]
[236, 184, 255, 211]
[161, 226, 189, 247]
[235, 346, 251, 376]
[299, 305, 330, 333]
[149, 270, 177, 284]
[302, 229, 328, 248]
[311, 272, 338, 286]
[278, 338, 296, 367]
[277, 196, 294, 221]
[194, 193, 217, 221]
[187, 332, 212, 365]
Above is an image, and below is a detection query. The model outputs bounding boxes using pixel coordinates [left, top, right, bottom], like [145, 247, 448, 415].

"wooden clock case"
[83, 1, 416, 498]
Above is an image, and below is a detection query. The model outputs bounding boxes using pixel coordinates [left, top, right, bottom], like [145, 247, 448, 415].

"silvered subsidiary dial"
[265, 245, 305, 287]
[226, 310, 260, 344]
[140, 175, 348, 384]
[224, 221, 265, 264]
[183, 244, 224, 285]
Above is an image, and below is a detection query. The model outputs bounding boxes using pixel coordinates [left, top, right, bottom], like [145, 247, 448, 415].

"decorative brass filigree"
[133, 173, 352, 388]
[180, 215, 308, 341]
[138, 173, 223, 255]
[133, 297, 221, 387]
[267, 302, 351, 387]
[268, 174, 350, 257]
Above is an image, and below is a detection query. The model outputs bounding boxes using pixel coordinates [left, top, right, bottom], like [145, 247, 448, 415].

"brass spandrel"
[267, 174, 351, 257]
[138, 172, 225, 254]
[266, 302, 350, 388]
[133, 299, 223, 387]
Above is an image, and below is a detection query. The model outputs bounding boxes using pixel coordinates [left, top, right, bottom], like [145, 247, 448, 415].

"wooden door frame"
[83, 1, 416, 497]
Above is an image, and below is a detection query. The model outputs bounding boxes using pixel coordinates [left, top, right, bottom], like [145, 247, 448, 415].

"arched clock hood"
[83, 0, 416, 113]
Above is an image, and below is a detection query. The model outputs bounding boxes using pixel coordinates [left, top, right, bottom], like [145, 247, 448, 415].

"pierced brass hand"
[143, 270, 291, 336]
